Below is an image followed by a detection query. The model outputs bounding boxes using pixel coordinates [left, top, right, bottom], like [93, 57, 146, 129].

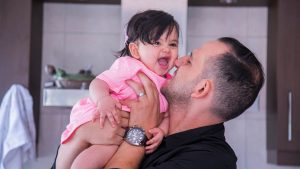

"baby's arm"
[89, 78, 121, 127]
[145, 113, 169, 154]
[158, 112, 169, 135]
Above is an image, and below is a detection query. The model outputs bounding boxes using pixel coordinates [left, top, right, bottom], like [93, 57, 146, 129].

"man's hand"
[124, 72, 161, 137]
[105, 72, 162, 169]
[77, 109, 129, 145]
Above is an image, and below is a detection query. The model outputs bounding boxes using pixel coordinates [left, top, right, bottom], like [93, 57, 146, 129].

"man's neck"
[168, 104, 223, 135]
[168, 104, 187, 135]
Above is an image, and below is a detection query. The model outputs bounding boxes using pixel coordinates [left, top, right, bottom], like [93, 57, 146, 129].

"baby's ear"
[191, 79, 211, 98]
[129, 43, 140, 59]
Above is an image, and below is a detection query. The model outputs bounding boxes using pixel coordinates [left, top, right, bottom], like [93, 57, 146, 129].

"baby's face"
[137, 28, 178, 76]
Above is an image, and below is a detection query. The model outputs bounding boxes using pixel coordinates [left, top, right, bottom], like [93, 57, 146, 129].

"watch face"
[126, 127, 146, 146]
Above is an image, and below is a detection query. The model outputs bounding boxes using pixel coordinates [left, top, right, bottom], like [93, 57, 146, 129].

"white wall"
[24, 3, 300, 169]
[42, 3, 121, 76]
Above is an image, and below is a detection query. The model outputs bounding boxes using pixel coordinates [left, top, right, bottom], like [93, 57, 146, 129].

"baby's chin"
[154, 69, 170, 77]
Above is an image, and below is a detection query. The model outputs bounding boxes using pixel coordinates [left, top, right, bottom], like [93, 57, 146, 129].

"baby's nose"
[162, 46, 171, 53]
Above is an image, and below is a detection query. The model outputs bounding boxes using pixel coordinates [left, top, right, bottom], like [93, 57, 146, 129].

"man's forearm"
[105, 141, 145, 169]
[104, 72, 160, 168]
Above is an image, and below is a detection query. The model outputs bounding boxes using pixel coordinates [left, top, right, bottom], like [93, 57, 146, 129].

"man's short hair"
[208, 37, 265, 121]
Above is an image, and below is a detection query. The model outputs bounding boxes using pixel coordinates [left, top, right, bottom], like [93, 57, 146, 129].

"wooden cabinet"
[188, 0, 268, 6]
[42, 0, 268, 6]
[0, 0, 43, 139]
[267, 0, 300, 165]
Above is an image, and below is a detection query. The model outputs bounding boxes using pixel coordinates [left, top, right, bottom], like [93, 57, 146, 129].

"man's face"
[161, 40, 229, 103]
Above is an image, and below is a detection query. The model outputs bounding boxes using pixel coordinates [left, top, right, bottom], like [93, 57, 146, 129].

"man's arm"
[106, 141, 145, 169]
[105, 72, 161, 169]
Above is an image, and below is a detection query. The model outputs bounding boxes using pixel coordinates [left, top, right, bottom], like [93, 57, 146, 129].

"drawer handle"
[288, 92, 292, 142]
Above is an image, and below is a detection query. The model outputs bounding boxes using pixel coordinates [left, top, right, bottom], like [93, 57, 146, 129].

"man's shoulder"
[178, 142, 237, 166]
[141, 124, 237, 169]
[141, 139, 237, 169]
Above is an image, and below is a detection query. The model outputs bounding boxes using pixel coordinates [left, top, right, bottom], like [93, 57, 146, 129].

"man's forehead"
[190, 40, 229, 65]
[201, 40, 228, 54]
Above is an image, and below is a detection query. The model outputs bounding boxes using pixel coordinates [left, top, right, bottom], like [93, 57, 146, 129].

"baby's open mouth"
[158, 57, 169, 68]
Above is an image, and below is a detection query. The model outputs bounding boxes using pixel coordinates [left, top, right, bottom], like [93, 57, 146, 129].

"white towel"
[0, 84, 36, 169]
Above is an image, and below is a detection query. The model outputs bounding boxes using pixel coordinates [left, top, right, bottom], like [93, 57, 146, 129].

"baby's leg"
[56, 132, 90, 169]
[71, 144, 118, 169]
[56, 119, 119, 169]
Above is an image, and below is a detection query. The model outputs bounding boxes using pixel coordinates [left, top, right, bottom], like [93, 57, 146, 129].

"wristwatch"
[124, 126, 148, 146]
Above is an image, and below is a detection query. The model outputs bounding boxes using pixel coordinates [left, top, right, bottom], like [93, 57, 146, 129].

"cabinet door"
[267, 0, 300, 165]
[277, 0, 300, 153]
[288, 21, 300, 150]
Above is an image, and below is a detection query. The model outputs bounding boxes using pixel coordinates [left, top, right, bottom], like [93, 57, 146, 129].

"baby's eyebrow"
[170, 39, 178, 43]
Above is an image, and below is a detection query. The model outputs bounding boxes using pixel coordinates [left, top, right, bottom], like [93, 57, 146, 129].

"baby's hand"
[145, 128, 165, 154]
[94, 95, 121, 128]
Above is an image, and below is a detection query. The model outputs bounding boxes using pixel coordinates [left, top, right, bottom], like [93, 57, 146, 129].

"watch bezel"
[124, 125, 148, 146]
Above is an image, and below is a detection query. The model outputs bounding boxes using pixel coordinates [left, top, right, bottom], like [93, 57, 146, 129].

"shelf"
[43, 88, 89, 107]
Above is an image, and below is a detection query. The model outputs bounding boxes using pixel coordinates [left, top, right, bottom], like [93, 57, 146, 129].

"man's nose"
[174, 59, 180, 68]
[175, 57, 186, 67]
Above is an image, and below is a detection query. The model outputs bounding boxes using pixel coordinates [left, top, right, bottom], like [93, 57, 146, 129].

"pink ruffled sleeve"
[96, 57, 142, 94]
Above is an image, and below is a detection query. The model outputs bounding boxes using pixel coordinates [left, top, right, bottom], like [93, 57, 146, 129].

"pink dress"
[61, 56, 170, 144]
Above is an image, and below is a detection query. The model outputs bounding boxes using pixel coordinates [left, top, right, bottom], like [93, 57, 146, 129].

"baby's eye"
[170, 43, 178, 47]
[153, 41, 160, 46]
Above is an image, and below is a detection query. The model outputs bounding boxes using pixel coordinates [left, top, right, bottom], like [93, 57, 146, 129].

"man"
[104, 37, 264, 169]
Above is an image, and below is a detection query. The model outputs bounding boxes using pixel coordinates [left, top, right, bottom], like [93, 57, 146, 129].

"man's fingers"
[116, 127, 126, 138]
[125, 79, 145, 98]
[120, 109, 130, 118]
[136, 72, 158, 99]
[119, 99, 136, 109]
[120, 117, 129, 128]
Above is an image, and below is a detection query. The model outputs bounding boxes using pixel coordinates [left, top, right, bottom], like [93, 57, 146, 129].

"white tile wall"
[247, 8, 268, 37]
[65, 4, 121, 33]
[25, 4, 300, 169]
[64, 33, 119, 73]
[42, 33, 65, 69]
[245, 119, 268, 169]
[225, 118, 247, 168]
[43, 3, 65, 33]
[245, 37, 267, 120]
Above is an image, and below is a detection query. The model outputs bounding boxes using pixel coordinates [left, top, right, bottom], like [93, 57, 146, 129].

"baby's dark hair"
[118, 10, 180, 57]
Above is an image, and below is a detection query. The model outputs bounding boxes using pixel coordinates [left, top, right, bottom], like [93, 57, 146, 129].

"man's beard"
[161, 80, 194, 105]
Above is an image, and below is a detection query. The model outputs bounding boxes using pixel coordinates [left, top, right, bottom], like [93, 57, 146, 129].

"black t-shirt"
[140, 123, 237, 169]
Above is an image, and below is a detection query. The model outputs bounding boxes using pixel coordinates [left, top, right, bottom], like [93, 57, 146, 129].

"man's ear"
[191, 79, 211, 98]
[128, 43, 140, 59]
